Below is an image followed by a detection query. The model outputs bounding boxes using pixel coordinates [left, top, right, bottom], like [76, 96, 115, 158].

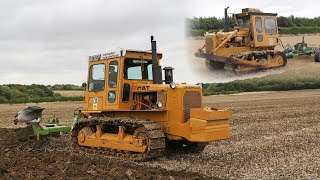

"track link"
[232, 50, 279, 59]
[232, 50, 287, 67]
[71, 117, 166, 161]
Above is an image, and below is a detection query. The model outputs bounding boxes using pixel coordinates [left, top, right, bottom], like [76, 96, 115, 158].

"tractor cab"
[83, 49, 165, 114]
[233, 8, 279, 48]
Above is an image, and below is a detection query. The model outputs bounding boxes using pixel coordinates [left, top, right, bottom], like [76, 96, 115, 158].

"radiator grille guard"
[183, 91, 202, 122]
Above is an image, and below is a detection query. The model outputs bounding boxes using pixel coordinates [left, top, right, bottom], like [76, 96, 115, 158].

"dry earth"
[188, 35, 320, 83]
[1, 89, 320, 179]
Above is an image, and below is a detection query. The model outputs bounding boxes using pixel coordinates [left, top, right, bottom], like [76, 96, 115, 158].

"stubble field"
[53, 90, 84, 97]
[1, 89, 320, 179]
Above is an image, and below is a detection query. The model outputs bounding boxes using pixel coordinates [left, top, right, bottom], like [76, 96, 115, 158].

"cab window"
[88, 64, 105, 92]
[124, 58, 153, 80]
[236, 15, 250, 28]
[108, 61, 118, 88]
[255, 17, 262, 33]
[265, 18, 277, 34]
[108, 90, 116, 103]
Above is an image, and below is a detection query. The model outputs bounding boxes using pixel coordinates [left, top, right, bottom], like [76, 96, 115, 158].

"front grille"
[183, 91, 201, 122]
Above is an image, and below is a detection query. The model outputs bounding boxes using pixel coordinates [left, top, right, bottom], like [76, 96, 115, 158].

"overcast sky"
[1, 0, 319, 85]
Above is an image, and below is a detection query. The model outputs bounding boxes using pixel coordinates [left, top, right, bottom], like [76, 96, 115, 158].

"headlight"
[170, 82, 176, 89]
[156, 101, 163, 108]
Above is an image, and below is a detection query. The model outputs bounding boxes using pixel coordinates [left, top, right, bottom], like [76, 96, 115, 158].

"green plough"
[282, 36, 319, 59]
[32, 117, 72, 140]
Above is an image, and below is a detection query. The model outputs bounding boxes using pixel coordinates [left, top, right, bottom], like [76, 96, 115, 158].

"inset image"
[186, 5, 320, 82]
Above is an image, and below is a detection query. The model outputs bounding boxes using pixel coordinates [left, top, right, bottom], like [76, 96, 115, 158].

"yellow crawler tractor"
[71, 36, 232, 160]
[195, 8, 287, 73]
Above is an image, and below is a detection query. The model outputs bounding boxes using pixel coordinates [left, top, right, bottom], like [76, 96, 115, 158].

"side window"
[108, 90, 116, 103]
[108, 61, 118, 88]
[88, 64, 105, 92]
[265, 18, 277, 34]
[147, 64, 153, 80]
[255, 17, 262, 33]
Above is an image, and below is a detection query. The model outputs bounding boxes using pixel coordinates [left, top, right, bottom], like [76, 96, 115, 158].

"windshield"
[88, 64, 105, 92]
[236, 16, 250, 28]
[124, 58, 153, 80]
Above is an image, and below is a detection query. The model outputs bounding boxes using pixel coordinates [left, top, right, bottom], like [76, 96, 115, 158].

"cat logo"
[137, 86, 150, 91]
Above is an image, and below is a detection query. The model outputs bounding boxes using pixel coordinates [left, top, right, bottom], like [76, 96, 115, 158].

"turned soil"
[1, 89, 320, 179]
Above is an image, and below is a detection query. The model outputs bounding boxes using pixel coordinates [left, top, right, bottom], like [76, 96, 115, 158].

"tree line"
[49, 84, 83, 91]
[0, 84, 83, 104]
[202, 76, 320, 96]
[186, 15, 320, 36]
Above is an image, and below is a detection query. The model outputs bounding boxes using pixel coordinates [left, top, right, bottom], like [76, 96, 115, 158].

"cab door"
[252, 15, 278, 47]
[106, 59, 120, 109]
[263, 16, 279, 47]
[86, 63, 106, 111]
[252, 15, 264, 47]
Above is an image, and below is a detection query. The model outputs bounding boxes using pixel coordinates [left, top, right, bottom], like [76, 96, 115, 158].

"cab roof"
[235, 8, 277, 17]
[88, 49, 163, 62]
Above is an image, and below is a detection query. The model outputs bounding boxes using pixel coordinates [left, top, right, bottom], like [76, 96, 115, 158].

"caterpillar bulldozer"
[71, 36, 232, 160]
[195, 8, 287, 73]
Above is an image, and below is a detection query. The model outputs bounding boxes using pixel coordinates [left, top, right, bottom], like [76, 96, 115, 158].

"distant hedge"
[49, 84, 83, 91]
[280, 27, 320, 35]
[0, 84, 83, 104]
[202, 76, 320, 96]
[186, 15, 320, 36]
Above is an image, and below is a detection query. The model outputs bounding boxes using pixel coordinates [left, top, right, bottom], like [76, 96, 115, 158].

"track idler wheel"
[274, 52, 288, 67]
[78, 127, 93, 143]
[133, 127, 149, 150]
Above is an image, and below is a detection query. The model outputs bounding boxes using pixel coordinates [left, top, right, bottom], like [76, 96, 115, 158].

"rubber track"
[71, 117, 166, 161]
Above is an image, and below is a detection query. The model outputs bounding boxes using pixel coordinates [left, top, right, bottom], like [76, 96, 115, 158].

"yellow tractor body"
[72, 37, 232, 160]
[195, 8, 287, 73]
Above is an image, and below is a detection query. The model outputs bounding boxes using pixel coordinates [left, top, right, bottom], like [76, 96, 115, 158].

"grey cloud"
[2, 0, 318, 85]
[0, 0, 192, 85]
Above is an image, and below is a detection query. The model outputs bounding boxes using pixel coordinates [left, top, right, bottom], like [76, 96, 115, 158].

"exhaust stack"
[224, 6, 230, 32]
[163, 67, 174, 84]
[151, 36, 163, 84]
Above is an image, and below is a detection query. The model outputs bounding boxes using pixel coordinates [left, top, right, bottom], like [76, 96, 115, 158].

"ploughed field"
[1, 89, 320, 179]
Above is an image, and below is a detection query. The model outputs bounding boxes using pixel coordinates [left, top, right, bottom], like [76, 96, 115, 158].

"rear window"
[265, 18, 277, 34]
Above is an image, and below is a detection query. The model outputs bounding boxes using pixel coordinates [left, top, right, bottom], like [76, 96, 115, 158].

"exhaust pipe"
[224, 6, 230, 32]
[151, 36, 163, 84]
[163, 67, 174, 84]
